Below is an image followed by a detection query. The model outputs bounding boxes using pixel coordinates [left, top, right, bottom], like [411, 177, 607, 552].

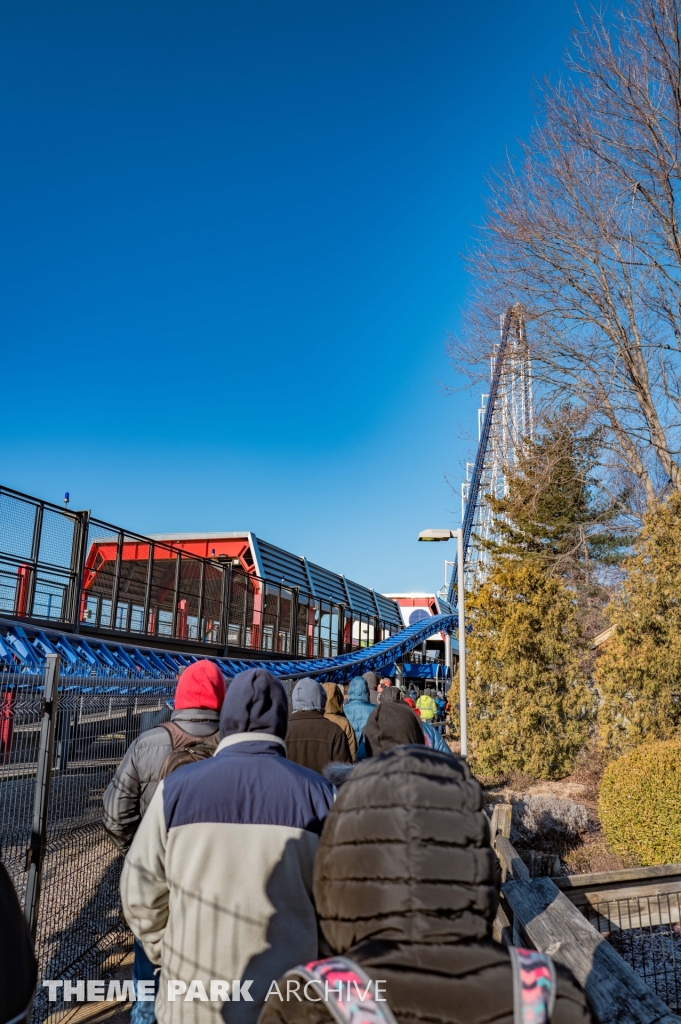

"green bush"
[596, 491, 681, 757]
[598, 739, 681, 866]
[466, 558, 593, 780]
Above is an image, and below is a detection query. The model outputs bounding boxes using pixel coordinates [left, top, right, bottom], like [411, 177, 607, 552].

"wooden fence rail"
[489, 803, 681, 1024]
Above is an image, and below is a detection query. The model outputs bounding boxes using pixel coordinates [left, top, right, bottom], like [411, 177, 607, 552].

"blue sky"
[0, 0, 577, 595]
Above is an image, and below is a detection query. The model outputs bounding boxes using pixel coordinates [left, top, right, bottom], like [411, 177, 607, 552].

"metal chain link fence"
[0, 660, 176, 1022]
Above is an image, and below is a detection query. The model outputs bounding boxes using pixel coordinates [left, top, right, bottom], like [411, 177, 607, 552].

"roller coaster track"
[0, 613, 456, 684]
[447, 304, 531, 605]
[0, 311, 528, 684]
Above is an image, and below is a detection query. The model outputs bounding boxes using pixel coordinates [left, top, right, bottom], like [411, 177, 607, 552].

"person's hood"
[175, 660, 226, 712]
[362, 671, 379, 692]
[292, 677, 326, 712]
[322, 683, 345, 715]
[313, 746, 497, 952]
[379, 686, 402, 703]
[347, 677, 370, 702]
[362, 702, 424, 755]
[219, 668, 288, 739]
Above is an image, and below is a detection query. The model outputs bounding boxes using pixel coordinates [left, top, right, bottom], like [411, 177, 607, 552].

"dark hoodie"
[322, 683, 357, 759]
[287, 678, 352, 774]
[257, 748, 592, 1024]
[121, 668, 335, 1024]
[0, 862, 36, 1024]
[361, 701, 424, 757]
[220, 666, 289, 738]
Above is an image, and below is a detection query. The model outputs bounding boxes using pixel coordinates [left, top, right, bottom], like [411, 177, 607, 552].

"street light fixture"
[417, 527, 467, 758]
[417, 528, 455, 542]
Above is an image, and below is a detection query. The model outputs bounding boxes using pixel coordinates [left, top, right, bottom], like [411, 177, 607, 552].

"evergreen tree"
[596, 491, 681, 756]
[486, 406, 626, 633]
[464, 406, 603, 778]
[467, 559, 593, 779]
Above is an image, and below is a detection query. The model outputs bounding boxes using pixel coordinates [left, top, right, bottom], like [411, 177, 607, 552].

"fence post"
[24, 653, 60, 941]
[224, 561, 235, 655]
[70, 509, 90, 632]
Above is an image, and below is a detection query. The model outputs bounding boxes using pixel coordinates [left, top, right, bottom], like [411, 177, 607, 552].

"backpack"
[158, 722, 220, 779]
[285, 948, 556, 1024]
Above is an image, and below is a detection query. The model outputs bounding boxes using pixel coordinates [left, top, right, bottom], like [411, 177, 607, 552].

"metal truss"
[449, 304, 533, 603]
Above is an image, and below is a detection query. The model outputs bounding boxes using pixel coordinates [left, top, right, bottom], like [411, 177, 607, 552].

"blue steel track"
[447, 306, 514, 606]
[0, 614, 457, 684]
[0, 304, 519, 684]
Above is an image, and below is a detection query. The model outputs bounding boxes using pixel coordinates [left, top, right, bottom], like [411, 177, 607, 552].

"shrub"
[466, 559, 594, 779]
[511, 795, 589, 847]
[598, 738, 681, 866]
[597, 491, 681, 756]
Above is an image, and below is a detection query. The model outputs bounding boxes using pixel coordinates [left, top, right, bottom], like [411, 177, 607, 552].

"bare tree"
[453, 0, 681, 504]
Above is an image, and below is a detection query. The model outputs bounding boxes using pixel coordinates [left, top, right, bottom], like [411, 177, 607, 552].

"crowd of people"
[105, 661, 592, 1024]
[0, 660, 594, 1024]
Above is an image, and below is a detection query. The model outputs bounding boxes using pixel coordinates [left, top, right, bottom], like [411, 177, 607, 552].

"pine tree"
[596, 491, 681, 756]
[464, 406, 602, 778]
[467, 559, 593, 779]
[486, 406, 625, 632]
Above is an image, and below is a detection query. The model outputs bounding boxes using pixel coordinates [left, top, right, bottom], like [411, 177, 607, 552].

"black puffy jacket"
[102, 707, 219, 852]
[258, 747, 592, 1024]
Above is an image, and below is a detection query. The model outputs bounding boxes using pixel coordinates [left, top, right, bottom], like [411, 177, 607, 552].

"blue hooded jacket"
[344, 676, 374, 745]
[421, 719, 452, 755]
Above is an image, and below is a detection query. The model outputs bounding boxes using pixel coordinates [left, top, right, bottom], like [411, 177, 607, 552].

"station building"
[82, 529, 403, 659]
[382, 591, 455, 686]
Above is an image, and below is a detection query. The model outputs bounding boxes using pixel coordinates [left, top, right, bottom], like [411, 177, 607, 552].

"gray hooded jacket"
[102, 707, 220, 852]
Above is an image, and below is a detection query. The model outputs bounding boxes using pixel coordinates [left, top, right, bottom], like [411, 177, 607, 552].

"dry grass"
[478, 741, 628, 875]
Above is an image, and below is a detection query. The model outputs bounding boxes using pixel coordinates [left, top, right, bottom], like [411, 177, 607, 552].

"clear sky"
[0, 0, 577, 595]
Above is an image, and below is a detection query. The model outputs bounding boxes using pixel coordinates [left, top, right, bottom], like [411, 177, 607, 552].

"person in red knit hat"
[104, 659, 226, 850]
[103, 659, 226, 1024]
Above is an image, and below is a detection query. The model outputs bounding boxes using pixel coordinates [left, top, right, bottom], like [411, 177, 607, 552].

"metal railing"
[0, 485, 400, 659]
[585, 893, 681, 1012]
[490, 806, 681, 1024]
[0, 657, 176, 1022]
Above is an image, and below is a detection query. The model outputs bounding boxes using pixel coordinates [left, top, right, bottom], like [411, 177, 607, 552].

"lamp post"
[417, 528, 467, 758]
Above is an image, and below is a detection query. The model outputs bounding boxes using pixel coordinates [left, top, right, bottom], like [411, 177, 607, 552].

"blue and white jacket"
[121, 732, 335, 1024]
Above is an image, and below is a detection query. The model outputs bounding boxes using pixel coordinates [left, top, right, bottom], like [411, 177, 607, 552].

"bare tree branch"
[451, 0, 681, 503]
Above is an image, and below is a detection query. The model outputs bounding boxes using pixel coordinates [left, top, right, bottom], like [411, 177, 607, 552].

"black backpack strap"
[509, 947, 557, 1024]
[284, 957, 398, 1024]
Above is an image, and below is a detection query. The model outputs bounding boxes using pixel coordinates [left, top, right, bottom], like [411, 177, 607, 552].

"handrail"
[495, 835, 530, 881]
[490, 821, 681, 1024]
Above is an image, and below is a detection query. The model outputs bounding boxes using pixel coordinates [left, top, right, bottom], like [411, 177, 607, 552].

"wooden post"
[490, 803, 513, 882]
[490, 802, 513, 842]
[503, 875, 681, 1023]
[490, 804, 515, 941]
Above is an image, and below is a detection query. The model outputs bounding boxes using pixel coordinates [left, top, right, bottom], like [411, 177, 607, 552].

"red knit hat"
[174, 660, 226, 712]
